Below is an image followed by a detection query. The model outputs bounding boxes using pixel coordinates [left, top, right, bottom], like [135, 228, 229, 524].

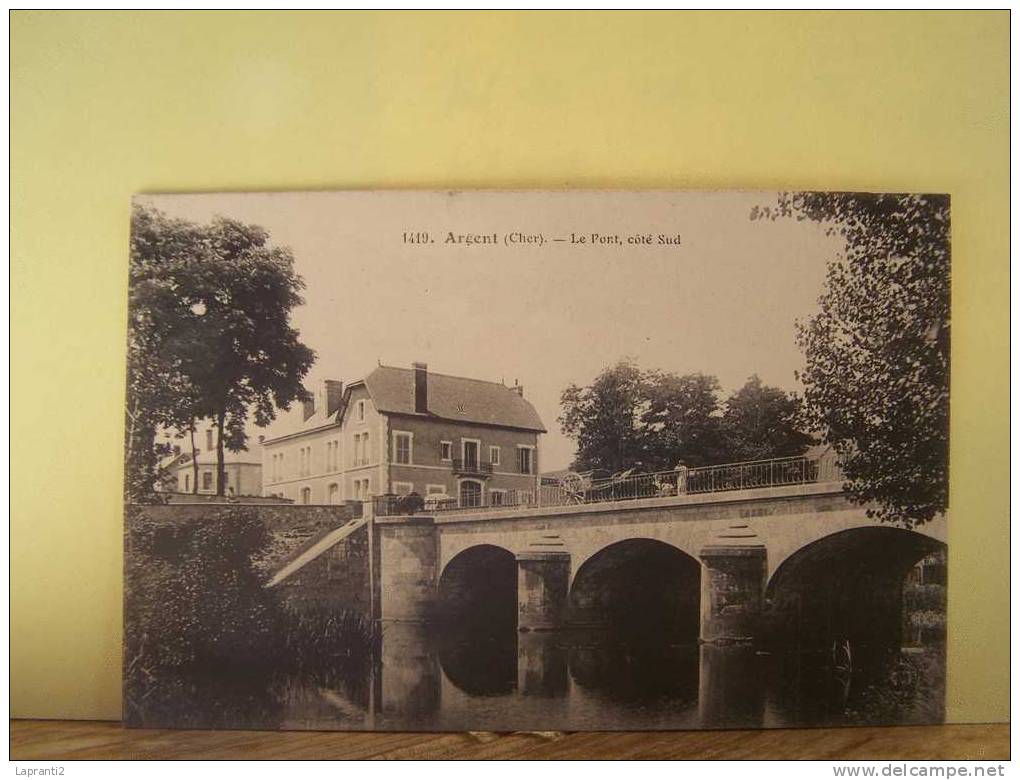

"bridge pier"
[516, 550, 571, 631]
[376, 516, 438, 623]
[699, 545, 767, 644]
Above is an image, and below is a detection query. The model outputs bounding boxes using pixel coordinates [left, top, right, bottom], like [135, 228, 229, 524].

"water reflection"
[440, 625, 517, 696]
[518, 632, 568, 697]
[376, 622, 441, 719]
[698, 644, 765, 729]
[224, 626, 943, 731]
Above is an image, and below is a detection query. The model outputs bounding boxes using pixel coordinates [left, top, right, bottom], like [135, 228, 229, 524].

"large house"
[155, 425, 263, 497]
[261, 362, 546, 507]
[175, 447, 263, 497]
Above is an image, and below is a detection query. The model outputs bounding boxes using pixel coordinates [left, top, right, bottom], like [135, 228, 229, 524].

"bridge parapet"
[431, 479, 847, 526]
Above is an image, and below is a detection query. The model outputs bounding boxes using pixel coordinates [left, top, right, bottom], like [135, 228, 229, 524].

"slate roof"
[363, 365, 546, 432]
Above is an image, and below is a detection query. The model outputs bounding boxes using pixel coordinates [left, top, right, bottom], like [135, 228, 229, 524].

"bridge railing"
[374, 451, 841, 516]
[685, 455, 820, 494]
[543, 471, 682, 506]
[372, 488, 541, 517]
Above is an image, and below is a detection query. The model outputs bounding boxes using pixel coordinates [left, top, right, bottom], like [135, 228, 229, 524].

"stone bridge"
[373, 478, 946, 649]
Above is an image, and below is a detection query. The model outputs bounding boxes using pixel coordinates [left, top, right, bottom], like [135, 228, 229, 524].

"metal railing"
[434, 488, 538, 514]
[372, 451, 841, 517]
[372, 493, 423, 517]
[372, 488, 537, 516]
[685, 455, 819, 494]
[541, 470, 685, 506]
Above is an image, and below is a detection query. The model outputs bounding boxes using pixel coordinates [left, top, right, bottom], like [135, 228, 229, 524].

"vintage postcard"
[123, 190, 949, 731]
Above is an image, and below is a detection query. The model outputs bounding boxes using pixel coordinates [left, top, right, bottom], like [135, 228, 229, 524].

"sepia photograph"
[122, 189, 949, 733]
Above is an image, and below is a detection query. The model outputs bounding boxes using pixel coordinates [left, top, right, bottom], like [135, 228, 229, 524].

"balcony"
[451, 458, 494, 476]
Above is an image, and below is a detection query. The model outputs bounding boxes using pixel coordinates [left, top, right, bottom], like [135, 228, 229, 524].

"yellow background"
[11, 11, 1009, 722]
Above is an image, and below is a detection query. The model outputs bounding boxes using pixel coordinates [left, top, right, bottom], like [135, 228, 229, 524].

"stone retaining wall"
[129, 503, 362, 578]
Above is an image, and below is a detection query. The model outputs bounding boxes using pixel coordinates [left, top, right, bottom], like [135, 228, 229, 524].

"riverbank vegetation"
[123, 506, 373, 728]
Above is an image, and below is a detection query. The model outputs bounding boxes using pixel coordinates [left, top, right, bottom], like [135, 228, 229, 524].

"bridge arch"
[568, 538, 701, 640]
[764, 526, 946, 652]
[437, 543, 517, 630]
[435, 543, 518, 697]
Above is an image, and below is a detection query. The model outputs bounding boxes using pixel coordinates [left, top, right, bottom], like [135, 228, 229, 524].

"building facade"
[172, 423, 263, 497]
[262, 363, 545, 506]
[154, 422, 264, 497]
[176, 454, 263, 497]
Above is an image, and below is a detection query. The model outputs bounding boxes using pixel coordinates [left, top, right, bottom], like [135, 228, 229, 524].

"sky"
[139, 190, 843, 471]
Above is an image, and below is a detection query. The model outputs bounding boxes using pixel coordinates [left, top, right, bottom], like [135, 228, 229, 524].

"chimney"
[302, 389, 315, 421]
[413, 362, 428, 414]
[325, 379, 344, 417]
[512, 380, 524, 397]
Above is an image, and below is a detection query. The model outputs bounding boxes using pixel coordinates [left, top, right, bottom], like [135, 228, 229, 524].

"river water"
[268, 625, 943, 732]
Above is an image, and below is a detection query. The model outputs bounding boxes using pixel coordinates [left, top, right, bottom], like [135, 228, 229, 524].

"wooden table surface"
[9, 720, 1010, 760]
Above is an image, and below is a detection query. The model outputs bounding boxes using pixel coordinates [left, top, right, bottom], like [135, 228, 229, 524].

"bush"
[126, 508, 281, 669]
[124, 506, 376, 726]
[903, 583, 946, 613]
[124, 507, 286, 722]
[281, 607, 375, 689]
[845, 648, 946, 725]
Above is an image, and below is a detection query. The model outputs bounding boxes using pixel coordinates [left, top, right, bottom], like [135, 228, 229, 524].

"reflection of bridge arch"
[436, 544, 518, 697]
[437, 544, 517, 629]
[568, 538, 701, 640]
[765, 526, 946, 652]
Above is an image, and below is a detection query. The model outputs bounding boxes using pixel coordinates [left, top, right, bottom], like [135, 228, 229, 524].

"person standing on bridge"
[675, 461, 689, 495]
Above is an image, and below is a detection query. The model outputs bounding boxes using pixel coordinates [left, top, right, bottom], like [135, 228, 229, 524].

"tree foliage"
[124, 508, 280, 672]
[123, 506, 376, 728]
[721, 375, 814, 462]
[558, 360, 647, 473]
[642, 371, 729, 468]
[559, 360, 811, 473]
[752, 192, 950, 527]
[126, 205, 315, 501]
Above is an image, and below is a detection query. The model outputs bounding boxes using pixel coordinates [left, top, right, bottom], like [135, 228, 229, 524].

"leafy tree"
[123, 505, 375, 728]
[721, 375, 814, 462]
[126, 208, 208, 502]
[189, 215, 315, 494]
[127, 205, 315, 499]
[559, 359, 647, 473]
[641, 371, 728, 469]
[752, 193, 950, 527]
[559, 362, 809, 473]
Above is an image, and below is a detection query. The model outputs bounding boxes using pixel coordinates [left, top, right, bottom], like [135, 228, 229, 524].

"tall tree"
[127, 205, 315, 499]
[752, 193, 950, 527]
[641, 371, 727, 469]
[559, 359, 647, 473]
[561, 361, 817, 475]
[126, 207, 208, 502]
[188, 216, 315, 494]
[720, 375, 813, 462]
